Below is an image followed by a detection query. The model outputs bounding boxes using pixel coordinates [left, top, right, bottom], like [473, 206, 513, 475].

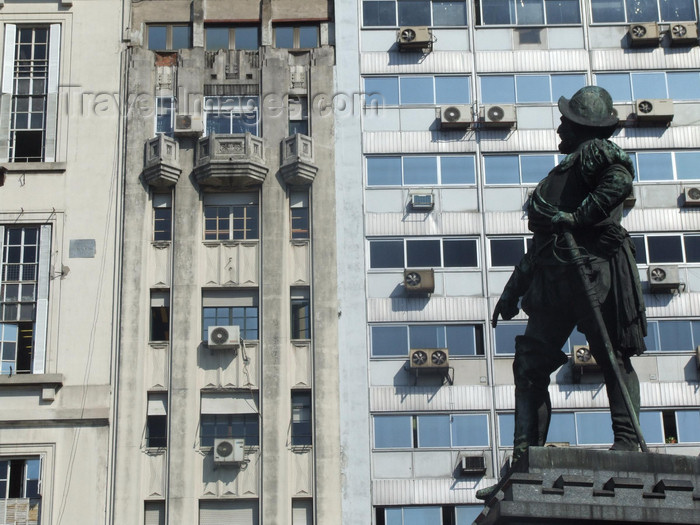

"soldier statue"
[486, 86, 647, 490]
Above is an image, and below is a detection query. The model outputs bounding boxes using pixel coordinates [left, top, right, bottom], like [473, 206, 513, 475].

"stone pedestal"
[476, 447, 700, 525]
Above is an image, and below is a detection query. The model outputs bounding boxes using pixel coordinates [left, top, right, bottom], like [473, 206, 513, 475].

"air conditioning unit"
[213, 438, 245, 465]
[174, 114, 203, 136]
[439, 105, 473, 129]
[404, 268, 435, 294]
[635, 99, 674, 124]
[572, 345, 598, 368]
[669, 22, 698, 46]
[683, 187, 700, 207]
[207, 325, 241, 350]
[410, 193, 434, 210]
[459, 455, 487, 475]
[623, 188, 636, 208]
[481, 104, 516, 128]
[648, 264, 681, 293]
[628, 23, 660, 47]
[396, 26, 432, 50]
[409, 348, 449, 369]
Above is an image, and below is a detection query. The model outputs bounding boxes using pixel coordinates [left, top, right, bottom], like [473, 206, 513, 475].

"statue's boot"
[604, 353, 641, 451]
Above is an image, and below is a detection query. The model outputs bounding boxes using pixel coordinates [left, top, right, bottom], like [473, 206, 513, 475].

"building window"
[203, 96, 260, 136]
[483, 154, 560, 185]
[368, 238, 479, 269]
[371, 324, 485, 357]
[146, 392, 168, 448]
[203, 193, 259, 241]
[362, 0, 468, 27]
[155, 97, 175, 136]
[292, 499, 313, 525]
[642, 319, 700, 352]
[366, 155, 476, 186]
[202, 290, 259, 341]
[290, 191, 310, 240]
[373, 413, 489, 449]
[364, 75, 471, 107]
[150, 291, 169, 342]
[144, 501, 166, 525]
[630, 233, 700, 264]
[479, 74, 585, 104]
[153, 194, 172, 241]
[291, 390, 312, 446]
[288, 96, 309, 136]
[0, 457, 41, 501]
[274, 25, 319, 48]
[3, 24, 60, 163]
[147, 24, 192, 50]
[489, 237, 533, 267]
[205, 26, 259, 50]
[494, 322, 587, 355]
[476, 0, 581, 25]
[291, 289, 311, 340]
[200, 413, 259, 447]
[199, 500, 259, 524]
[596, 71, 700, 102]
[590, 0, 696, 23]
[1, 225, 50, 375]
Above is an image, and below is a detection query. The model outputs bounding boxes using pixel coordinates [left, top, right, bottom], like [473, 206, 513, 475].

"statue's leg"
[598, 350, 640, 450]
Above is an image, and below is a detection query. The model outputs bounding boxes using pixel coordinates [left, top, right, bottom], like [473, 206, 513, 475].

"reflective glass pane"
[484, 155, 520, 184]
[545, 0, 581, 23]
[404, 507, 442, 525]
[692, 320, 700, 347]
[516, 0, 545, 24]
[684, 235, 700, 263]
[275, 26, 295, 48]
[481, 75, 515, 104]
[443, 239, 478, 267]
[406, 239, 441, 266]
[374, 415, 413, 448]
[148, 26, 167, 50]
[516, 75, 550, 102]
[299, 26, 319, 48]
[367, 156, 402, 186]
[370, 240, 404, 268]
[363, 0, 397, 26]
[596, 73, 632, 102]
[456, 506, 484, 525]
[494, 323, 526, 354]
[172, 26, 191, 49]
[205, 27, 229, 50]
[658, 320, 693, 350]
[640, 411, 664, 444]
[647, 235, 683, 263]
[631, 235, 647, 264]
[626, 0, 659, 22]
[551, 74, 586, 101]
[676, 409, 700, 443]
[490, 238, 526, 267]
[372, 326, 408, 356]
[521, 155, 554, 183]
[417, 415, 451, 447]
[433, 1, 468, 25]
[235, 27, 259, 49]
[482, 0, 515, 24]
[400, 77, 435, 105]
[398, 0, 432, 25]
[675, 152, 700, 180]
[498, 413, 514, 446]
[546, 412, 576, 444]
[631, 72, 668, 99]
[446, 325, 477, 356]
[365, 77, 400, 106]
[403, 156, 438, 185]
[440, 156, 475, 184]
[667, 72, 700, 101]
[435, 76, 470, 104]
[660, 0, 696, 21]
[409, 325, 445, 348]
[576, 412, 614, 444]
[636, 152, 673, 181]
[452, 414, 489, 446]
[385, 508, 403, 525]
[644, 321, 659, 351]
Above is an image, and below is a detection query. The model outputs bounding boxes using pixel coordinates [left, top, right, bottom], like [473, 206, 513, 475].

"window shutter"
[32, 225, 52, 374]
[0, 24, 16, 162]
[200, 392, 259, 414]
[199, 500, 258, 525]
[292, 499, 313, 525]
[144, 501, 165, 525]
[147, 393, 168, 416]
[44, 24, 61, 162]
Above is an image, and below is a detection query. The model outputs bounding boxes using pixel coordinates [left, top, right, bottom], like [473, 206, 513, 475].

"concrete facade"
[0, 1, 123, 525]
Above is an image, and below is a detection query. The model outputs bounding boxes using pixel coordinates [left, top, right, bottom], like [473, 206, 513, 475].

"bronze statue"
[479, 87, 647, 499]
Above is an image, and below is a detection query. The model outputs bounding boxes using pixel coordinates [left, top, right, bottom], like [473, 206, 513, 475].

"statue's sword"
[560, 230, 648, 453]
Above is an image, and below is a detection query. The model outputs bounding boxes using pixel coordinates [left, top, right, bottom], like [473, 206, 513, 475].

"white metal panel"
[363, 131, 478, 154]
[147, 392, 167, 416]
[399, 108, 437, 131]
[413, 450, 457, 477]
[370, 385, 493, 412]
[645, 292, 700, 317]
[482, 188, 526, 212]
[367, 296, 487, 322]
[479, 129, 558, 152]
[360, 30, 397, 53]
[2, 24, 16, 94]
[614, 126, 700, 150]
[362, 108, 400, 131]
[361, 51, 471, 74]
[517, 107, 557, 130]
[372, 477, 497, 505]
[33, 225, 52, 374]
[364, 211, 482, 236]
[370, 360, 413, 387]
[591, 47, 700, 71]
[484, 212, 530, 235]
[144, 501, 165, 525]
[475, 49, 588, 73]
[432, 29, 469, 52]
[292, 499, 313, 525]
[372, 451, 414, 478]
[200, 392, 259, 414]
[199, 500, 258, 525]
[441, 189, 479, 212]
[365, 190, 405, 213]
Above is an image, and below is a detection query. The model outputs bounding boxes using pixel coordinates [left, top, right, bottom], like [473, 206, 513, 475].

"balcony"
[142, 135, 182, 188]
[194, 133, 268, 189]
[279, 134, 318, 186]
[0, 498, 41, 525]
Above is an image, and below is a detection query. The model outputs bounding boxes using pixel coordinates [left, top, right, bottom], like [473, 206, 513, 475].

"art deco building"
[335, 1, 700, 524]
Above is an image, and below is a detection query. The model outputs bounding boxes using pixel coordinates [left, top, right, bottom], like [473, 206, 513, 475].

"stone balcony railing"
[279, 134, 318, 186]
[194, 133, 268, 188]
[142, 135, 182, 188]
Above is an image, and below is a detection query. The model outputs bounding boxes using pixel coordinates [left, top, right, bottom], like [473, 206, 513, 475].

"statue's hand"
[551, 211, 576, 229]
[492, 297, 519, 327]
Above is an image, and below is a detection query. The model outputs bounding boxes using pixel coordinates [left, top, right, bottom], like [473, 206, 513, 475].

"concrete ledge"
[0, 162, 67, 173]
[0, 373, 63, 387]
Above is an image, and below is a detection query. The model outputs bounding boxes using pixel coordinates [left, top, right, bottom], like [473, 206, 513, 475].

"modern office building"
[335, 1, 700, 524]
[112, 1, 340, 524]
[0, 0, 124, 524]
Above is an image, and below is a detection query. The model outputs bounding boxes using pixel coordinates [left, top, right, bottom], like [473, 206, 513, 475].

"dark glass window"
[490, 238, 527, 267]
[398, 0, 431, 25]
[200, 414, 259, 446]
[443, 239, 478, 267]
[363, 0, 397, 25]
[153, 206, 172, 241]
[370, 240, 404, 268]
[291, 391, 312, 446]
[406, 239, 441, 267]
[684, 235, 700, 262]
[647, 236, 683, 263]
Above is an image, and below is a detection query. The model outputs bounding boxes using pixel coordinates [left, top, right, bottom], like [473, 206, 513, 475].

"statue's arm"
[492, 244, 536, 327]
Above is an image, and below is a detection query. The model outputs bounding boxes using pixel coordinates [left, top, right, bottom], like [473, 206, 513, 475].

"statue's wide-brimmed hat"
[558, 86, 618, 128]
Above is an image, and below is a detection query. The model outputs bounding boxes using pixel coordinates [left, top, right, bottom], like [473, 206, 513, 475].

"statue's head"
[557, 86, 618, 153]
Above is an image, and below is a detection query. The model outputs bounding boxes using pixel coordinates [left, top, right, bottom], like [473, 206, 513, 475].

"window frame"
[273, 25, 320, 49]
[589, 0, 697, 24]
[361, 0, 469, 28]
[488, 236, 532, 267]
[479, 73, 586, 105]
[0, 457, 41, 500]
[147, 23, 192, 51]
[155, 96, 175, 137]
[363, 75, 472, 107]
[290, 288, 311, 340]
[595, 71, 700, 103]
[203, 96, 260, 137]
[368, 237, 480, 270]
[204, 25, 260, 51]
[146, 392, 168, 448]
[370, 323, 485, 358]
[200, 413, 260, 447]
[476, 0, 582, 26]
[365, 154, 477, 187]
[291, 390, 313, 446]
[203, 202, 259, 241]
[631, 233, 700, 265]
[373, 413, 491, 450]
